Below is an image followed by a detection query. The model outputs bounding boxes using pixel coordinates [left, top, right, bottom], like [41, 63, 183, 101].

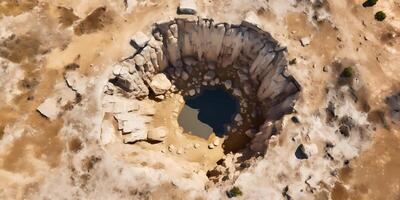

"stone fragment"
[300, 37, 311, 47]
[147, 126, 168, 142]
[65, 71, 87, 94]
[194, 143, 200, 149]
[123, 130, 147, 143]
[182, 71, 189, 81]
[113, 64, 123, 76]
[233, 89, 242, 97]
[155, 95, 165, 100]
[131, 32, 150, 49]
[37, 97, 60, 120]
[168, 144, 176, 152]
[183, 57, 198, 67]
[188, 89, 196, 96]
[207, 63, 216, 70]
[234, 114, 243, 122]
[177, 148, 183, 154]
[134, 54, 146, 66]
[208, 143, 215, 149]
[149, 73, 172, 95]
[224, 80, 232, 89]
[304, 144, 318, 157]
[103, 95, 139, 113]
[213, 138, 220, 146]
[177, 0, 197, 15]
[244, 11, 262, 28]
[204, 71, 216, 81]
[110, 63, 149, 98]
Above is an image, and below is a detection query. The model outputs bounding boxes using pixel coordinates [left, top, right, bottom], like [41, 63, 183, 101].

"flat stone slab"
[178, 0, 197, 15]
[37, 97, 60, 120]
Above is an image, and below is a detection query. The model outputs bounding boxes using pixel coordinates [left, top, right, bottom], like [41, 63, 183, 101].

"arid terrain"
[0, 0, 400, 199]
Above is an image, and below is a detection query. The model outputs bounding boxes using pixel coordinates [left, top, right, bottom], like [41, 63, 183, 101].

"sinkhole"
[105, 17, 301, 155]
[178, 87, 240, 139]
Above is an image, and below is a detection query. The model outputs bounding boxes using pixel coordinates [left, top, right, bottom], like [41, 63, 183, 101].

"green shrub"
[340, 67, 354, 78]
[362, 0, 378, 7]
[375, 11, 387, 21]
[226, 186, 243, 198]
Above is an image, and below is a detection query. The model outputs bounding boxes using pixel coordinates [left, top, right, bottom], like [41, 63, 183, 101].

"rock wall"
[106, 17, 300, 127]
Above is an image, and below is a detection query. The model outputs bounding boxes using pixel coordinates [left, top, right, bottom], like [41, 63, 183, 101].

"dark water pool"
[178, 87, 239, 138]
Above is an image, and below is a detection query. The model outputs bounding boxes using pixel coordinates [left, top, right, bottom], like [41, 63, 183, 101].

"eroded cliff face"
[0, 0, 400, 200]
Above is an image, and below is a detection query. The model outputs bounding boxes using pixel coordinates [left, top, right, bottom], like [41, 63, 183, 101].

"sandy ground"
[0, 0, 400, 199]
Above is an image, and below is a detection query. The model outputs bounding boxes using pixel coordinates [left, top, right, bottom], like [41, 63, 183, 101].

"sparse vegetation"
[289, 58, 297, 65]
[362, 0, 378, 7]
[226, 186, 243, 198]
[375, 11, 386, 21]
[340, 67, 354, 78]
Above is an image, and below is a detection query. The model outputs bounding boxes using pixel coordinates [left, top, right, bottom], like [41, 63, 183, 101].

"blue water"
[181, 87, 240, 137]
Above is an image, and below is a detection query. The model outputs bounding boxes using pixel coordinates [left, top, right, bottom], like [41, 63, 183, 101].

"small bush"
[375, 11, 387, 21]
[289, 58, 297, 65]
[226, 186, 243, 198]
[340, 67, 354, 78]
[362, 0, 378, 7]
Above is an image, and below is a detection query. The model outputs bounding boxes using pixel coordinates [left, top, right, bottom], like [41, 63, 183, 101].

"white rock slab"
[37, 97, 60, 120]
[178, 0, 197, 15]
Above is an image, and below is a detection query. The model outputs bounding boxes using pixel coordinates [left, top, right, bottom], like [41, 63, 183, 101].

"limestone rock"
[102, 95, 139, 113]
[168, 144, 176, 152]
[110, 62, 149, 98]
[204, 71, 216, 81]
[131, 32, 150, 49]
[178, 0, 197, 15]
[234, 114, 243, 122]
[182, 71, 189, 81]
[300, 37, 311, 47]
[213, 138, 220, 146]
[148, 126, 167, 142]
[224, 80, 232, 89]
[149, 73, 172, 95]
[123, 130, 148, 143]
[64, 70, 87, 94]
[101, 120, 116, 145]
[189, 89, 196, 96]
[37, 97, 61, 120]
[177, 148, 184, 154]
[244, 11, 262, 28]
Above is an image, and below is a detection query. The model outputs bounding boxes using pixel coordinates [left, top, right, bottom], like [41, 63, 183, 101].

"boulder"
[181, 71, 189, 81]
[189, 89, 196, 96]
[213, 138, 220, 146]
[123, 130, 148, 143]
[178, 0, 197, 15]
[204, 71, 216, 81]
[149, 73, 172, 95]
[168, 144, 176, 152]
[131, 32, 150, 49]
[148, 126, 168, 142]
[65, 71, 87, 94]
[300, 37, 311, 47]
[37, 97, 60, 120]
[224, 80, 232, 89]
